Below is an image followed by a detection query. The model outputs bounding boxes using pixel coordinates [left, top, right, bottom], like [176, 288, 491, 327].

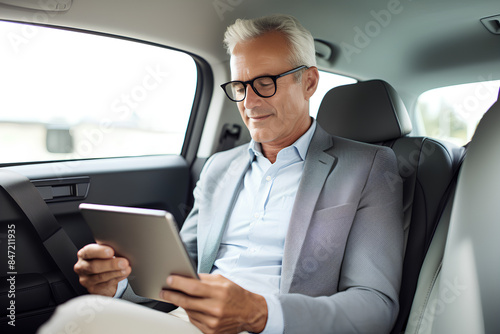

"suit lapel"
[281, 126, 336, 293]
[198, 153, 251, 273]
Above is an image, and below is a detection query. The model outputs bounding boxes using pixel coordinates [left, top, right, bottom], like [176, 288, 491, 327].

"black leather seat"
[316, 80, 465, 333]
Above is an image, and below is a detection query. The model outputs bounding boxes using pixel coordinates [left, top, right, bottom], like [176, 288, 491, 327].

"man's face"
[230, 32, 317, 148]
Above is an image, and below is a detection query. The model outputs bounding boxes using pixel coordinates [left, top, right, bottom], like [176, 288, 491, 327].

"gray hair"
[223, 14, 317, 70]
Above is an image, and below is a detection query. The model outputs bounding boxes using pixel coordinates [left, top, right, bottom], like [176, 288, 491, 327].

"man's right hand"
[74, 243, 131, 297]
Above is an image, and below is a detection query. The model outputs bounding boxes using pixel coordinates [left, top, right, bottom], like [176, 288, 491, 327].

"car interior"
[0, 0, 499, 333]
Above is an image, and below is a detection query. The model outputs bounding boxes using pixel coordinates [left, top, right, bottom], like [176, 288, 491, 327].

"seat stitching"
[415, 261, 442, 333]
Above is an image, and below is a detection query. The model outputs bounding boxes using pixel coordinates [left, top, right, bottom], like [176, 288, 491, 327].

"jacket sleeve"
[179, 154, 218, 266]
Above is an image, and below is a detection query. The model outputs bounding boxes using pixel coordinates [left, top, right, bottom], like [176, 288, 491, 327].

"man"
[40, 14, 403, 334]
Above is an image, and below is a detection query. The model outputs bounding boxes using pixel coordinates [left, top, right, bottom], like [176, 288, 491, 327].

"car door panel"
[0, 155, 192, 332]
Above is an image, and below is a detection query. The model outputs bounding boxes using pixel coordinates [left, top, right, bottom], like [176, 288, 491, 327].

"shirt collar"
[247, 118, 317, 162]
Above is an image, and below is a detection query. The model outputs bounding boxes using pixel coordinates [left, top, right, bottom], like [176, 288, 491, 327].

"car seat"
[316, 80, 465, 332]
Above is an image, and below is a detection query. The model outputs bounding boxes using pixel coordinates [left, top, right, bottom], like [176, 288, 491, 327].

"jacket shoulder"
[201, 143, 249, 175]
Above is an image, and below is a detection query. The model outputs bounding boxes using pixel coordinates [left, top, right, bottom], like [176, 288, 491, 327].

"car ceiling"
[1, 0, 499, 106]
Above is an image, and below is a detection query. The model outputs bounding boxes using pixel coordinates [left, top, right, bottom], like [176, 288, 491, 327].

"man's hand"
[160, 274, 268, 334]
[73, 243, 131, 297]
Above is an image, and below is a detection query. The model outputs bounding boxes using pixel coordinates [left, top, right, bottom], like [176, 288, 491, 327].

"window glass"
[309, 71, 357, 118]
[414, 80, 500, 146]
[0, 21, 197, 163]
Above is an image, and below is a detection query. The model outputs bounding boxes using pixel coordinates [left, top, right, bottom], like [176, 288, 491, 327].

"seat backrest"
[316, 80, 465, 332]
[406, 88, 500, 334]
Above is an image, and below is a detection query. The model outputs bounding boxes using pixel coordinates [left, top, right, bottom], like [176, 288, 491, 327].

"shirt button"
[254, 212, 260, 219]
[266, 176, 272, 182]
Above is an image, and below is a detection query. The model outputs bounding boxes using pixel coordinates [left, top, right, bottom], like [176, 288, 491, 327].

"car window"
[309, 71, 357, 118]
[414, 79, 500, 146]
[0, 20, 197, 164]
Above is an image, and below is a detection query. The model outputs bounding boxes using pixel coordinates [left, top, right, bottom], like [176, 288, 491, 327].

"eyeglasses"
[220, 65, 308, 102]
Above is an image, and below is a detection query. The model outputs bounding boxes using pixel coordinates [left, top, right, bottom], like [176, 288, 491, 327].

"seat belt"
[216, 123, 241, 152]
[0, 169, 87, 296]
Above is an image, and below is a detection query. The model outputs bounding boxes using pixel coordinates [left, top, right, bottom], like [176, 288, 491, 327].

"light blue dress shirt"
[116, 120, 317, 334]
[210, 120, 316, 333]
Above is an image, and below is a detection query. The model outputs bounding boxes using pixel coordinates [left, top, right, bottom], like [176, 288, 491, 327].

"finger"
[184, 310, 221, 334]
[159, 288, 200, 309]
[78, 243, 115, 260]
[198, 273, 227, 282]
[159, 288, 186, 304]
[80, 266, 131, 287]
[87, 276, 128, 296]
[166, 275, 213, 298]
[186, 309, 245, 334]
[75, 257, 129, 276]
[160, 288, 216, 314]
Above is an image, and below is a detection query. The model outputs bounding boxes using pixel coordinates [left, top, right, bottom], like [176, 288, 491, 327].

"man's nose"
[244, 84, 262, 109]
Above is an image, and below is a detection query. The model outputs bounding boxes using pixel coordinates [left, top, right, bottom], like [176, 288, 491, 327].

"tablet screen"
[79, 203, 198, 300]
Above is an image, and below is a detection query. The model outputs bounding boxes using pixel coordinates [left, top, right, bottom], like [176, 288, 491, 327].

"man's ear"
[303, 66, 320, 101]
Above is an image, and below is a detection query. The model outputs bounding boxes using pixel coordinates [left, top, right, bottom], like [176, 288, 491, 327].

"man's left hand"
[160, 274, 268, 334]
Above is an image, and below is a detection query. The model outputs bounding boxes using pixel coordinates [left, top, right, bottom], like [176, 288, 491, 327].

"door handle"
[32, 176, 90, 202]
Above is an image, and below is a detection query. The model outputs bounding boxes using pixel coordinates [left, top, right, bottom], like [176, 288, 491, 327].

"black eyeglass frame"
[220, 65, 309, 102]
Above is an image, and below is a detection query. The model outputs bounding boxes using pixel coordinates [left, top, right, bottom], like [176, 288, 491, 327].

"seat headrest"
[316, 79, 412, 143]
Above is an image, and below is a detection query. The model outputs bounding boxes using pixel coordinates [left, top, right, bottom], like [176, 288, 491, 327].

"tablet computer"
[79, 203, 198, 301]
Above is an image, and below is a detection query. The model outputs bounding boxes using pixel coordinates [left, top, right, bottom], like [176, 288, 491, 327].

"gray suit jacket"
[180, 124, 404, 333]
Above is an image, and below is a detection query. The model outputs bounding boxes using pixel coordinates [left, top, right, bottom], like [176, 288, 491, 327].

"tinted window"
[0, 21, 197, 163]
[309, 71, 357, 118]
[414, 80, 500, 146]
